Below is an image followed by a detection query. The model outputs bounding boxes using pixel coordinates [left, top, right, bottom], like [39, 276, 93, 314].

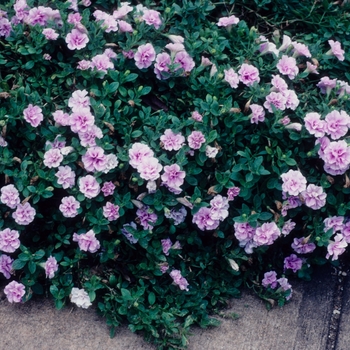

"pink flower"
[68, 90, 90, 112]
[250, 104, 265, 123]
[279, 35, 292, 51]
[224, 68, 239, 88]
[23, 104, 44, 127]
[174, 51, 195, 72]
[78, 125, 103, 147]
[160, 129, 185, 151]
[43, 148, 63, 168]
[284, 254, 303, 272]
[0, 228, 20, 253]
[276, 55, 299, 79]
[101, 181, 116, 196]
[82, 146, 107, 172]
[316, 136, 331, 158]
[118, 20, 133, 32]
[168, 35, 185, 44]
[325, 110, 350, 140]
[238, 63, 260, 86]
[67, 13, 82, 24]
[326, 234, 347, 260]
[79, 175, 100, 199]
[134, 43, 156, 69]
[154, 52, 171, 80]
[69, 108, 95, 133]
[129, 143, 154, 168]
[263, 92, 287, 112]
[217, 15, 239, 27]
[305, 62, 319, 75]
[42, 27, 58, 40]
[234, 222, 255, 245]
[282, 219, 296, 236]
[12, 202, 36, 225]
[77, 60, 92, 70]
[1, 184, 20, 209]
[317, 76, 337, 95]
[137, 156, 163, 181]
[205, 145, 218, 158]
[271, 74, 288, 92]
[44, 256, 58, 278]
[161, 238, 172, 256]
[91, 53, 114, 74]
[55, 166, 76, 189]
[4, 281, 25, 303]
[169, 269, 189, 291]
[281, 170, 307, 196]
[0, 17, 12, 37]
[73, 230, 100, 253]
[165, 43, 185, 54]
[70, 287, 92, 308]
[253, 222, 281, 246]
[277, 277, 292, 299]
[59, 196, 80, 218]
[136, 206, 157, 230]
[324, 216, 344, 234]
[142, 9, 162, 29]
[103, 202, 120, 221]
[187, 130, 206, 150]
[210, 195, 229, 221]
[93, 10, 118, 32]
[291, 237, 316, 254]
[283, 89, 299, 110]
[304, 112, 326, 138]
[65, 29, 89, 50]
[262, 271, 278, 288]
[227, 187, 240, 200]
[161, 164, 186, 194]
[113, 3, 133, 19]
[0, 254, 13, 279]
[292, 42, 311, 58]
[52, 110, 70, 126]
[102, 154, 119, 174]
[328, 40, 345, 61]
[192, 207, 220, 231]
[322, 140, 350, 175]
[164, 207, 187, 226]
[191, 111, 203, 122]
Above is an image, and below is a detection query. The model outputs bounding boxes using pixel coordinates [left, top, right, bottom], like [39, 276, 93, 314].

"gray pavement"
[0, 265, 348, 350]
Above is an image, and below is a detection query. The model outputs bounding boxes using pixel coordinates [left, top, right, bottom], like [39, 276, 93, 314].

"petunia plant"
[0, 0, 350, 348]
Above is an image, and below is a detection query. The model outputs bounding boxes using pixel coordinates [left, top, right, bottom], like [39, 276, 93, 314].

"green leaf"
[148, 292, 156, 305]
[12, 259, 27, 270]
[28, 260, 36, 274]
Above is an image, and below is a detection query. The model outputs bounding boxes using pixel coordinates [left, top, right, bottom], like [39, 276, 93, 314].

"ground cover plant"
[1, 0, 350, 348]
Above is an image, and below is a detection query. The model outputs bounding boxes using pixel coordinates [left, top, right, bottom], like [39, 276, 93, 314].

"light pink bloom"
[234, 222, 255, 245]
[304, 112, 326, 138]
[259, 36, 279, 56]
[134, 43, 156, 69]
[191, 111, 203, 122]
[136, 206, 157, 230]
[262, 271, 278, 288]
[164, 207, 187, 226]
[263, 92, 287, 112]
[192, 207, 220, 231]
[70, 287, 92, 308]
[68, 90, 90, 112]
[238, 63, 260, 86]
[322, 140, 350, 175]
[154, 52, 171, 80]
[276, 55, 299, 79]
[91, 53, 114, 73]
[82, 147, 107, 173]
[283, 89, 299, 110]
[43, 148, 63, 168]
[82, 0, 91, 6]
[187, 131, 205, 150]
[250, 104, 265, 123]
[217, 15, 239, 27]
[325, 110, 350, 140]
[326, 234, 347, 260]
[101, 181, 116, 196]
[328, 40, 345, 61]
[285, 123, 302, 132]
[0, 254, 13, 279]
[113, 3, 133, 19]
[316, 136, 331, 158]
[129, 143, 154, 169]
[174, 51, 195, 72]
[77, 60, 92, 70]
[23, 104, 43, 127]
[12, 202, 36, 225]
[0, 228, 20, 253]
[118, 20, 133, 32]
[161, 238, 172, 256]
[253, 222, 281, 246]
[317, 76, 337, 95]
[210, 195, 229, 221]
[161, 164, 186, 194]
[65, 29, 89, 50]
[282, 219, 296, 236]
[292, 42, 311, 58]
[271, 74, 288, 92]
[227, 187, 240, 200]
[78, 125, 103, 147]
[168, 35, 185, 44]
[169, 269, 189, 291]
[284, 254, 303, 272]
[277, 277, 292, 300]
[291, 237, 316, 254]
[42, 28, 58, 40]
[4, 281, 25, 303]
[93, 10, 118, 32]
[305, 62, 319, 75]
[59, 196, 80, 218]
[69, 108, 95, 133]
[14, 0, 29, 22]
[224, 68, 239, 88]
[137, 156, 162, 181]
[73, 230, 100, 253]
[52, 110, 70, 126]
[336, 80, 350, 98]
[279, 35, 292, 51]
[324, 216, 344, 234]
[102, 154, 119, 174]
[281, 170, 307, 196]
[201, 56, 213, 67]
[79, 175, 100, 199]
[205, 145, 218, 158]
[67, 13, 82, 24]
[55, 166, 75, 189]
[142, 9, 162, 29]
[302, 184, 326, 210]
[160, 129, 185, 151]
[0, 18, 12, 37]
[44, 256, 58, 278]
[1, 184, 20, 209]
[103, 202, 120, 221]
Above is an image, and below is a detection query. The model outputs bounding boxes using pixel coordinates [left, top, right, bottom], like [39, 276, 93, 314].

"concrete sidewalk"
[0, 265, 348, 350]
